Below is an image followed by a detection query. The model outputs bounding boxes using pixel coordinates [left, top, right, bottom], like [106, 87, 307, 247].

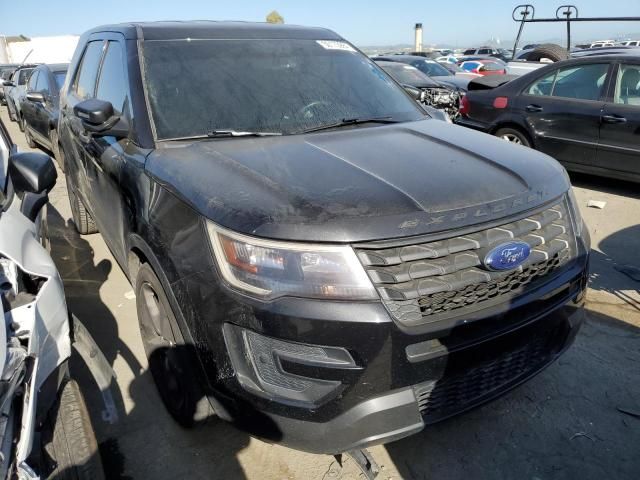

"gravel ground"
[3, 108, 639, 479]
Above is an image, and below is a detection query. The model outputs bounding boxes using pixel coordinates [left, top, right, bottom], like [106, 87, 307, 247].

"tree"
[266, 10, 284, 24]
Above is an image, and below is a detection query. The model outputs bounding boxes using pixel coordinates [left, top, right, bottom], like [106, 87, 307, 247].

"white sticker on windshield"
[316, 40, 356, 52]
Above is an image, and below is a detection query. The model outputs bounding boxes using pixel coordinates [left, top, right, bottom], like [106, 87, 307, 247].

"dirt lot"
[3, 108, 639, 479]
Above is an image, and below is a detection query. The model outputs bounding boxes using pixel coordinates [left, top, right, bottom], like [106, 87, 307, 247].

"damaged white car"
[0, 119, 104, 479]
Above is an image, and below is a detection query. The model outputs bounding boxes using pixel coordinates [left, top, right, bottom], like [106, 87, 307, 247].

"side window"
[95, 41, 129, 115]
[73, 41, 105, 100]
[527, 70, 556, 96]
[27, 71, 39, 91]
[464, 49, 475, 55]
[478, 48, 490, 55]
[35, 71, 49, 93]
[614, 64, 640, 105]
[527, 64, 609, 101]
[552, 64, 609, 101]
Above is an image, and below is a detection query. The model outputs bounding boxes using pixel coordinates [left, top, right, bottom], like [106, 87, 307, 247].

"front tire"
[46, 380, 105, 480]
[495, 127, 531, 147]
[135, 263, 214, 428]
[66, 173, 98, 235]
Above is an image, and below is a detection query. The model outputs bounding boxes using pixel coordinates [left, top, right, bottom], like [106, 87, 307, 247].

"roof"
[85, 21, 342, 41]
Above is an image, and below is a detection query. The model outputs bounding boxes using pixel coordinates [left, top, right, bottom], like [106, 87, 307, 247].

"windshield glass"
[142, 39, 424, 140]
[54, 71, 67, 90]
[410, 60, 451, 77]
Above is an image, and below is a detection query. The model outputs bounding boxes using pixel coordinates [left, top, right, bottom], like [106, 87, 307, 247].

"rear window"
[481, 62, 504, 72]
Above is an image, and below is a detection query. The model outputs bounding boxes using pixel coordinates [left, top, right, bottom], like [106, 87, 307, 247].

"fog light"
[223, 324, 356, 407]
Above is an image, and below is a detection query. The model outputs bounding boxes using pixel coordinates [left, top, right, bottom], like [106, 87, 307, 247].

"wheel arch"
[126, 233, 231, 419]
[490, 121, 535, 148]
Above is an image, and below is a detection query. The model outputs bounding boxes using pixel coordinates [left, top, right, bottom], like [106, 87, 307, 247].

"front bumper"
[177, 230, 590, 454]
[242, 300, 584, 454]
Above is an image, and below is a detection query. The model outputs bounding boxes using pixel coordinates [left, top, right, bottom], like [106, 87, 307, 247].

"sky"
[2, 0, 640, 47]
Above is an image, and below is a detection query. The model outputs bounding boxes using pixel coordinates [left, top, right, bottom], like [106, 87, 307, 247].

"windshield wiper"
[207, 130, 282, 138]
[298, 116, 400, 134]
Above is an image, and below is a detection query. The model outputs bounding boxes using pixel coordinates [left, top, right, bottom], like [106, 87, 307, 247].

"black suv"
[58, 22, 590, 454]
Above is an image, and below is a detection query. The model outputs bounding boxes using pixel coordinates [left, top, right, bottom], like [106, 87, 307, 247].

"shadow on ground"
[384, 307, 640, 480]
[45, 202, 252, 480]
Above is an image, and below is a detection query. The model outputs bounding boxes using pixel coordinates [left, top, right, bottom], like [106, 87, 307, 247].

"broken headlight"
[207, 222, 377, 300]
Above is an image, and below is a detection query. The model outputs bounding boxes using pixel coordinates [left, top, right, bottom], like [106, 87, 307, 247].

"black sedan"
[20, 63, 68, 169]
[456, 55, 640, 183]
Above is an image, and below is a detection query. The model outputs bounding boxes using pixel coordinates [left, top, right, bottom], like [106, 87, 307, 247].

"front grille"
[414, 332, 553, 423]
[356, 198, 575, 327]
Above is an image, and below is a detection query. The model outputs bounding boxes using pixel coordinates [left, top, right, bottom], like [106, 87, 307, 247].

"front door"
[518, 62, 612, 168]
[79, 38, 131, 265]
[60, 40, 106, 208]
[597, 62, 640, 177]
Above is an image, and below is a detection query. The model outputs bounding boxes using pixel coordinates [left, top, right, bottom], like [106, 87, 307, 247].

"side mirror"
[2, 80, 14, 87]
[26, 92, 45, 103]
[402, 84, 425, 102]
[73, 98, 129, 139]
[8, 152, 58, 221]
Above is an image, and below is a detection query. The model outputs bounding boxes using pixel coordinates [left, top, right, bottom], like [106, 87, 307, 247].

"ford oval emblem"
[483, 241, 531, 271]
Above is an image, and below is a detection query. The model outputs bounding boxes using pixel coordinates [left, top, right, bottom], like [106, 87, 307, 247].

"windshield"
[142, 39, 424, 140]
[410, 60, 451, 77]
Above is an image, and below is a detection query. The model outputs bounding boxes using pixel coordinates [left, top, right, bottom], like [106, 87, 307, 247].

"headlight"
[567, 188, 584, 237]
[207, 222, 377, 300]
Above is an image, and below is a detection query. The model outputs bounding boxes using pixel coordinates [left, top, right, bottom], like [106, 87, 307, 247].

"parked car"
[59, 21, 589, 455]
[460, 59, 507, 75]
[3, 65, 37, 129]
[372, 55, 475, 90]
[619, 40, 640, 47]
[462, 47, 509, 61]
[20, 63, 68, 168]
[375, 60, 461, 118]
[456, 55, 640, 182]
[0, 65, 18, 106]
[0, 118, 104, 479]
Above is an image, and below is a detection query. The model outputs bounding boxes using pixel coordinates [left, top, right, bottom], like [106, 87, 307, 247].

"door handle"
[601, 114, 627, 124]
[526, 104, 543, 113]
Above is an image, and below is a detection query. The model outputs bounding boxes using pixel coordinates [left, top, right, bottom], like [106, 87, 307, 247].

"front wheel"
[45, 380, 105, 480]
[495, 127, 531, 148]
[65, 173, 98, 235]
[135, 263, 214, 427]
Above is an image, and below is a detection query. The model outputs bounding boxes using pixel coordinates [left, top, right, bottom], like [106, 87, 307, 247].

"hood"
[431, 75, 471, 91]
[146, 119, 569, 243]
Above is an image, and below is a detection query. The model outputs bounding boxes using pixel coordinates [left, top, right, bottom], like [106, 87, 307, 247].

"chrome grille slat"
[357, 206, 564, 267]
[356, 199, 576, 327]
